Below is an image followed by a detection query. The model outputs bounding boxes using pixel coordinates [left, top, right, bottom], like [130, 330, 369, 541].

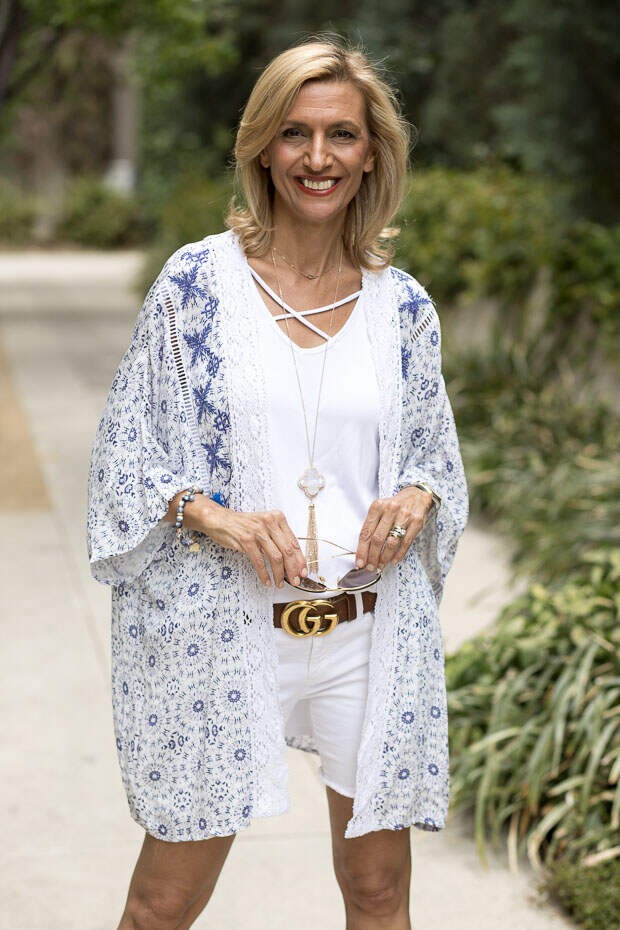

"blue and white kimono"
[86, 228, 469, 842]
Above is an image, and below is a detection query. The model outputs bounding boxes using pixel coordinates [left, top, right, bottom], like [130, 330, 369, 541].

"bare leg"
[325, 785, 412, 930]
[117, 829, 236, 930]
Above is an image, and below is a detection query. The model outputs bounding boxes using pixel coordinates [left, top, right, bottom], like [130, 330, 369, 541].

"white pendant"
[298, 466, 325, 498]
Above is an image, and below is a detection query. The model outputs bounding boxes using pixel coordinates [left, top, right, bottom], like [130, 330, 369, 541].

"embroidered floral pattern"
[86, 229, 469, 842]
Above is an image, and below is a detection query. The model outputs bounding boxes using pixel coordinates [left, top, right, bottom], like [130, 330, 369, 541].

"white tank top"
[250, 265, 381, 604]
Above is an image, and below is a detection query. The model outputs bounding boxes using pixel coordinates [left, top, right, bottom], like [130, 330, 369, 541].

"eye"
[282, 128, 302, 137]
[334, 129, 355, 139]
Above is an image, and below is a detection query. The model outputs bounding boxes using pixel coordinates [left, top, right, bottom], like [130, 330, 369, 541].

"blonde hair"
[224, 34, 413, 271]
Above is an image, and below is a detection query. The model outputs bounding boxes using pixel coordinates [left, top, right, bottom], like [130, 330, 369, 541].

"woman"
[87, 36, 469, 930]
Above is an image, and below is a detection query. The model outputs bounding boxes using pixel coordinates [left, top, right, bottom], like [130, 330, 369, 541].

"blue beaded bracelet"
[175, 486, 221, 552]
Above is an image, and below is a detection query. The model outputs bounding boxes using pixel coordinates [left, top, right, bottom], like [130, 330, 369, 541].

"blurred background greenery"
[1, 3, 618, 927]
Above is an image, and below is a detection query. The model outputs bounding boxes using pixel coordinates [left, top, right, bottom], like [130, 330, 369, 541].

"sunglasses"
[285, 536, 383, 594]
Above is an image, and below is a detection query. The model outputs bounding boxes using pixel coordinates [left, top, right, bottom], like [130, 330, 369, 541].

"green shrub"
[55, 176, 150, 248]
[445, 549, 619, 873]
[138, 169, 233, 295]
[543, 858, 620, 930]
[0, 179, 37, 244]
[547, 220, 620, 364]
[392, 165, 559, 311]
[447, 335, 619, 586]
[393, 166, 617, 361]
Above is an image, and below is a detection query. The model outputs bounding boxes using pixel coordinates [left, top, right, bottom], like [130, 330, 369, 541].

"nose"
[303, 132, 332, 173]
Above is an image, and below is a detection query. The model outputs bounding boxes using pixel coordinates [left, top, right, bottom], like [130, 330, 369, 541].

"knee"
[338, 867, 405, 918]
[121, 883, 194, 930]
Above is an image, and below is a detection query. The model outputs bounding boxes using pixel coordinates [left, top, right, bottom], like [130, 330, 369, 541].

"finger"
[258, 532, 286, 588]
[276, 513, 308, 580]
[269, 523, 303, 587]
[389, 515, 426, 564]
[365, 503, 398, 570]
[356, 500, 383, 567]
[243, 538, 272, 587]
[378, 522, 406, 568]
[387, 523, 417, 564]
[260, 511, 301, 586]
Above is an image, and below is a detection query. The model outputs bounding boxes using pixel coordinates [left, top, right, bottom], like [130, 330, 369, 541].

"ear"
[259, 149, 270, 169]
[363, 146, 375, 174]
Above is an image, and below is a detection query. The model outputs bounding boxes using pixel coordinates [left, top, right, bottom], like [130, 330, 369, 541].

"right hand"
[199, 503, 308, 589]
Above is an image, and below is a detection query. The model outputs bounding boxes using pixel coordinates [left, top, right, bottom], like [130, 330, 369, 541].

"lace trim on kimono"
[162, 282, 210, 491]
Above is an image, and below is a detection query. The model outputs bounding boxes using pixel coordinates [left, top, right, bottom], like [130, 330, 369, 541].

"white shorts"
[273, 590, 374, 798]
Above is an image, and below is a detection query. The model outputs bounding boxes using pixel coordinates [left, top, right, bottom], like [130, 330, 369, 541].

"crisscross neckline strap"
[248, 264, 363, 343]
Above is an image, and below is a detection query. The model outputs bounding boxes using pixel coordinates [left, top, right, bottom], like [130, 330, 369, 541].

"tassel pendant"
[304, 500, 319, 575]
[298, 466, 324, 578]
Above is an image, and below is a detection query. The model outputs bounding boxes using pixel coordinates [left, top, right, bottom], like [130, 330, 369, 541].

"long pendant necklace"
[270, 238, 344, 574]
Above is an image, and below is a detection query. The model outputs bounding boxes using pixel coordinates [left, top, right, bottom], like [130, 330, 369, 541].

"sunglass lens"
[338, 566, 379, 588]
[297, 575, 327, 592]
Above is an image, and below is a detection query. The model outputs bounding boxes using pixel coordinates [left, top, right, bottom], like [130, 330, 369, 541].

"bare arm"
[163, 491, 308, 589]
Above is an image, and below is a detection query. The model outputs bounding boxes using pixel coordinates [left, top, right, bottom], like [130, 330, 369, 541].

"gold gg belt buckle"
[280, 599, 339, 638]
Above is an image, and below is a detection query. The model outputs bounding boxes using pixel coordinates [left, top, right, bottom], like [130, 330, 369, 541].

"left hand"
[355, 486, 434, 571]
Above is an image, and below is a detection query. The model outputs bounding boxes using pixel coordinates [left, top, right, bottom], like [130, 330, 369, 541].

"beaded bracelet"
[175, 486, 216, 553]
[175, 486, 203, 553]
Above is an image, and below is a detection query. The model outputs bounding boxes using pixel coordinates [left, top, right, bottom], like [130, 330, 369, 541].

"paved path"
[0, 251, 573, 929]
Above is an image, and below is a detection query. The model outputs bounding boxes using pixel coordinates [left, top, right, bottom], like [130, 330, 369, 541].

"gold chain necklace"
[272, 245, 338, 280]
[270, 239, 344, 573]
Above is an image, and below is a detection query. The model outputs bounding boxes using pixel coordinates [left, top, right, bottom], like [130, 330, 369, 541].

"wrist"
[401, 481, 441, 514]
[163, 490, 224, 535]
[400, 485, 432, 514]
[189, 494, 225, 536]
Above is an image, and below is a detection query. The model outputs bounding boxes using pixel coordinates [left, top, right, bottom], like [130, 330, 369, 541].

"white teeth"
[299, 178, 338, 191]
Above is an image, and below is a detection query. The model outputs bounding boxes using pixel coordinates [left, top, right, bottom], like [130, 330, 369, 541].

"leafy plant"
[55, 175, 150, 248]
[446, 334, 619, 587]
[445, 549, 620, 874]
[0, 178, 37, 244]
[138, 169, 233, 295]
[542, 857, 620, 930]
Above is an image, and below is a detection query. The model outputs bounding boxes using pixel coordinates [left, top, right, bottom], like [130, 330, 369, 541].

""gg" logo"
[280, 600, 339, 637]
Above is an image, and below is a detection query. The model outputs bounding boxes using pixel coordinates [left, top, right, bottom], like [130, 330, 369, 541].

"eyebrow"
[281, 119, 361, 132]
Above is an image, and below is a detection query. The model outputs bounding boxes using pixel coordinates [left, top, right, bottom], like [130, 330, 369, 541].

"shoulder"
[150, 229, 235, 312]
[388, 264, 440, 337]
[161, 229, 232, 285]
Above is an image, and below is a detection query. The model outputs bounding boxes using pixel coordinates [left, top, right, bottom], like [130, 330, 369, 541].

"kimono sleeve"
[396, 304, 469, 606]
[86, 268, 197, 586]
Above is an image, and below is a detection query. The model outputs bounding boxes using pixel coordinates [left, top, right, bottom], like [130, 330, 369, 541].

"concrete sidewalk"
[0, 250, 573, 929]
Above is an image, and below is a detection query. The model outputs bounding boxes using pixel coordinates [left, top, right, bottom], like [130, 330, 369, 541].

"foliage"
[445, 549, 620, 874]
[55, 176, 151, 247]
[138, 169, 233, 294]
[446, 333, 619, 587]
[0, 178, 37, 243]
[391, 164, 561, 310]
[545, 220, 620, 362]
[2, 3, 618, 222]
[542, 857, 620, 930]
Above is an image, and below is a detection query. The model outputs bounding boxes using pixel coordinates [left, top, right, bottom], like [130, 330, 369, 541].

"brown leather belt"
[273, 590, 377, 637]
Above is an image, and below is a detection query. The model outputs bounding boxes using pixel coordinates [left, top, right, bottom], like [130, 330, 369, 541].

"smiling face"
[259, 78, 375, 227]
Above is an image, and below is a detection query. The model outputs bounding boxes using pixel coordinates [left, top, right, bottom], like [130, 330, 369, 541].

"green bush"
[447, 334, 619, 586]
[0, 179, 37, 244]
[543, 858, 620, 930]
[392, 165, 559, 310]
[138, 169, 233, 295]
[445, 549, 619, 873]
[55, 176, 151, 248]
[546, 220, 620, 364]
[393, 166, 618, 362]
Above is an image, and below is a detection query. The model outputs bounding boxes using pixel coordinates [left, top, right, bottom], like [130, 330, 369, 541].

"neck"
[269, 196, 348, 274]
